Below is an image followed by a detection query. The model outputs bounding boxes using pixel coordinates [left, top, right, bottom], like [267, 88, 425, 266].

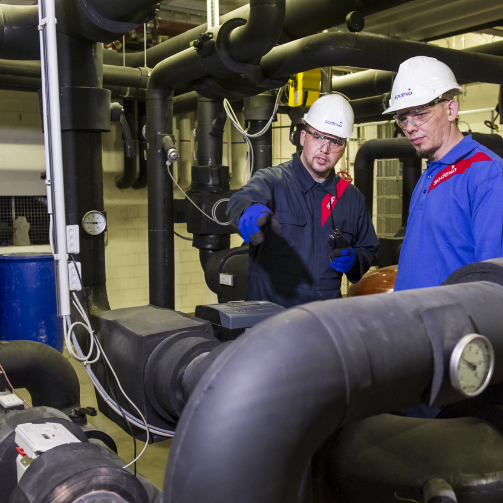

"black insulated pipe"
[401, 157, 422, 228]
[353, 137, 418, 214]
[332, 70, 395, 100]
[146, 50, 207, 308]
[196, 97, 224, 167]
[0, 5, 40, 60]
[164, 278, 503, 503]
[259, 31, 503, 86]
[116, 100, 139, 189]
[102, 0, 406, 68]
[226, 0, 285, 64]
[0, 341, 80, 414]
[243, 93, 276, 174]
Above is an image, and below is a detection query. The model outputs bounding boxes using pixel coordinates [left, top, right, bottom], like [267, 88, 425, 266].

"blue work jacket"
[227, 154, 379, 307]
[395, 135, 503, 291]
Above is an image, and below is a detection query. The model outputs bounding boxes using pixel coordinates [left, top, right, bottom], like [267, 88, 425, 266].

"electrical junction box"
[15, 422, 81, 459]
[288, 68, 321, 107]
[0, 392, 24, 412]
[195, 300, 286, 342]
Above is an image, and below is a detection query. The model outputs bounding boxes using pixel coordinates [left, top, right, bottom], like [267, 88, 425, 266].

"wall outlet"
[66, 225, 80, 254]
[68, 262, 82, 291]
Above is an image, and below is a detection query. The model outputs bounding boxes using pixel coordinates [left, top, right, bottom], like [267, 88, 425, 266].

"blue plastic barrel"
[0, 253, 63, 352]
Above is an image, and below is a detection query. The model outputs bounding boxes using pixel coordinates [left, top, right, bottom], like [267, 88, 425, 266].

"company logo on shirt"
[395, 88, 412, 100]
[321, 179, 351, 226]
[428, 152, 491, 193]
[325, 120, 343, 127]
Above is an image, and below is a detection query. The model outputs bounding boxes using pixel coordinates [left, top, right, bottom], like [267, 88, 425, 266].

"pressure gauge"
[82, 211, 106, 236]
[449, 334, 495, 397]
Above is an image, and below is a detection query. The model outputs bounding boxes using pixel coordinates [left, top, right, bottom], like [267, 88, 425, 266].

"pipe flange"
[144, 331, 220, 420]
[215, 18, 258, 74]
[443, 257, 503, 288]
[77, 0, 146, 35]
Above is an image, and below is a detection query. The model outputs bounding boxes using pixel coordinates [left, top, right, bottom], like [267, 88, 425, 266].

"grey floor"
[18, 349, 172, 491]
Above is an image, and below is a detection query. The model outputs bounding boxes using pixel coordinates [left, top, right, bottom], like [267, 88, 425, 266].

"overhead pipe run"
[102, 0, 410, 68]
[258, 31, 503, 85]
[0, 341, 80, 414]
[0, 4, 40, 60]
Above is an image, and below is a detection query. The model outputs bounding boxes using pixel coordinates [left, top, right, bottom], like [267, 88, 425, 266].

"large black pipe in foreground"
[163, 272, 503, 503]
[0, 341, 80, 414]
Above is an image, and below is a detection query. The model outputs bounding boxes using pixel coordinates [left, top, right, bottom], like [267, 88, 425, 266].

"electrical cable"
[174, 231, 192, 241]
[0, 363, 32, 408]
[223, 87, 286, 184]
[166, 161, 230, 226]
[69, 256, 138, 476]
[62, 268, 175, 438]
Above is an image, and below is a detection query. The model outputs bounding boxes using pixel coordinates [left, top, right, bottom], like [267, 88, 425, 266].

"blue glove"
[329, 247, 356, 273]
[238, 204, 282, 245]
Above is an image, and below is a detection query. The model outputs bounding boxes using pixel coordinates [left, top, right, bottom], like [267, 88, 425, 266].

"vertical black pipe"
[57, 33, 108, 292]
[499, 85, 503, 125]
[320, 66, 332, 94]
[400, 157, 422, 228]
[248, 121, 273, 174]
[243, 94, 276, 173]
[116, 100, 138, 189]
[133, 100, 148, 190]
[146, 88, 175, 309]
[196, 97, 224, 167]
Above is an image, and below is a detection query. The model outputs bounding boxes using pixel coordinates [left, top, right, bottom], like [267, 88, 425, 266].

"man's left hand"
[329, 247, 356, 273]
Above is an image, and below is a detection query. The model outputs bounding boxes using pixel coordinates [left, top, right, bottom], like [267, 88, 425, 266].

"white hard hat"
[303, 94, 354, 138]
[383, 56, 462, 114]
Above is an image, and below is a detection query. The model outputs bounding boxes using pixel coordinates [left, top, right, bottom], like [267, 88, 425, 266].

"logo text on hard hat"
[394, 88, 413, 100]
[325, 120, 343, 127]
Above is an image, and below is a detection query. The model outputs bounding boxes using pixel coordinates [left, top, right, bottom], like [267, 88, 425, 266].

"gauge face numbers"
[449, 334, 495, 397]
[82, 211, 106, 236]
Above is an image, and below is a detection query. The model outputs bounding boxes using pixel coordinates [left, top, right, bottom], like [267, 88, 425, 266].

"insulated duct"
[164, 269, 503, 503]
[102, 0, 412, 67]
[0, 341, 80, 414]
[258, 31, 503, 85]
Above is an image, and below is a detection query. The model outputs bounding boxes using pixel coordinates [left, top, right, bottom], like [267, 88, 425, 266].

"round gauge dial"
[82, 211, 106, 236]
[449, 334, 494, 397]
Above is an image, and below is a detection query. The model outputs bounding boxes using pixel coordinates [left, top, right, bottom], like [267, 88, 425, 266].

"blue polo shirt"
[395, 135, 503, 291]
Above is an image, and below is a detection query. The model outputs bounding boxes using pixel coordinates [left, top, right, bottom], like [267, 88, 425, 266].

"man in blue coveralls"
[384, 56, 503, 291]
[226, 94, 379, 308]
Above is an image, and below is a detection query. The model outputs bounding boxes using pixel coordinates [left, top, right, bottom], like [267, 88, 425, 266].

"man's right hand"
[238, 204, 282, 245]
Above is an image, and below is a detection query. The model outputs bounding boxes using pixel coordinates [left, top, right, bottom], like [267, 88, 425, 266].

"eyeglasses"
[305, 130, 347, 152]
[393, 99, 449, 130]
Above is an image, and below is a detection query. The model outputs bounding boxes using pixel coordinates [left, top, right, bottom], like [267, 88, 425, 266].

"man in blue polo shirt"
[227, 94, 379, 308]
[384, 56, 503, 291]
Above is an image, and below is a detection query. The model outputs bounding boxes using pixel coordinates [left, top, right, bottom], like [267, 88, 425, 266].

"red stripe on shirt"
[428, 152, 491, 193]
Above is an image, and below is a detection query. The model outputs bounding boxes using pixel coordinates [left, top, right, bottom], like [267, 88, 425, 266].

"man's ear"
[299, 129, 306, 147]
[447, 99, 459, 123]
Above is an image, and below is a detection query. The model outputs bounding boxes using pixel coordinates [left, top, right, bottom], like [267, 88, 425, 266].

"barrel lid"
[0, 252, 54, 263]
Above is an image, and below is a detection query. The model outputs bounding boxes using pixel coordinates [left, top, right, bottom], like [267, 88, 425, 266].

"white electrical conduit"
[38, 0, 70, 316]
